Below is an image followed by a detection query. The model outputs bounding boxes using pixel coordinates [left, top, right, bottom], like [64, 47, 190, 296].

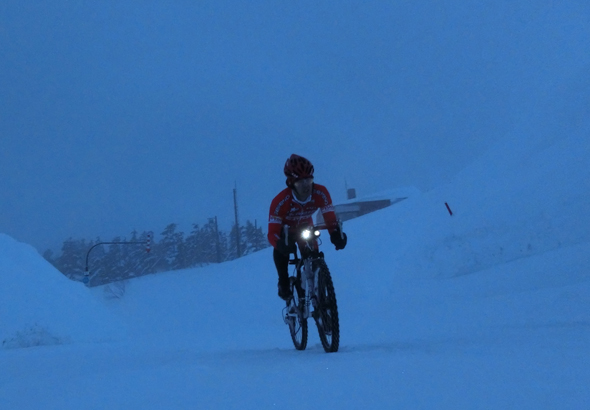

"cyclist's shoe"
[278, 283, 292, 301]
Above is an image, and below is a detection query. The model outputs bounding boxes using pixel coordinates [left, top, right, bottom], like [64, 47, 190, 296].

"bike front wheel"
[313, 260, 340, 353]
[286, 277, 308, 350]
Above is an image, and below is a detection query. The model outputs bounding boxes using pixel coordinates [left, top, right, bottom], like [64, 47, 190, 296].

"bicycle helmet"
[284, 154, 314, 187]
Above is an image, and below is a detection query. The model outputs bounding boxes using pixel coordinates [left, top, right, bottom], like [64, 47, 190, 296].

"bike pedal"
[283, 306, 295, 322]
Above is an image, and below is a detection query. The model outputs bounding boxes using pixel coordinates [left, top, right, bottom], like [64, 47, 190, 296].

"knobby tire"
[314, 259, 340, 353]
[287, 278, 308, 350]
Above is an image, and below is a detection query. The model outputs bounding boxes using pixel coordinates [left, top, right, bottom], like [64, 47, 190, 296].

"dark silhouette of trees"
[44, 219, 269, 286]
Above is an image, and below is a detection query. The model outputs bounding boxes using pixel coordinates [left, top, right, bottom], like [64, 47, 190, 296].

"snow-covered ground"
[2, 63, 590, 410]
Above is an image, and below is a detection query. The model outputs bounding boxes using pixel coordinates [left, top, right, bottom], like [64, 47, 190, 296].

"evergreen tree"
[218, 229, 230, 262]
[157, 224, 185, 271]
[243, 220, 268, 254]
[134, 230, 159, 275]
[201, 218, 222, 263]
[87, 237, 107, 283]
[185, 223, 208, 266]
[228, 223, 247, 259]
[55, 238, 87, 279]
[124, 230, 151, 278]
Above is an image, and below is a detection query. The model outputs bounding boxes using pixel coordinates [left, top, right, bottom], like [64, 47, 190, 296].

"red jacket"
[267, 183, 338, 248]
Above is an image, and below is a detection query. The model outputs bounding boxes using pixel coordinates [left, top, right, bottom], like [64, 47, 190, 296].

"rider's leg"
[273, 248, 291, 300]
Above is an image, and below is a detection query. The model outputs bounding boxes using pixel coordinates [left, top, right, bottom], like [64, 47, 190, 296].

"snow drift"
[0, 234, 125, 348]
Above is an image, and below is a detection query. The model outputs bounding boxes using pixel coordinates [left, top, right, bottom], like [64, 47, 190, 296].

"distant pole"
[233, 185, 242, 258]
[214, 216, 221, 263]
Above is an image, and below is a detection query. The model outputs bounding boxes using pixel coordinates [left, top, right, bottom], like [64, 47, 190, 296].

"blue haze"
[1, 1, 588, 252]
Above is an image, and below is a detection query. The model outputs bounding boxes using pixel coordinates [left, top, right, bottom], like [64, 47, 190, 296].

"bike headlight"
[301, 229, 311, 239]
[314, 230, 321, 237]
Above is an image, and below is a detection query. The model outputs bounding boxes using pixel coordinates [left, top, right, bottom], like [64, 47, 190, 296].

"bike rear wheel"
[313, 260, 340, 352]
[287, 277, 308, 350]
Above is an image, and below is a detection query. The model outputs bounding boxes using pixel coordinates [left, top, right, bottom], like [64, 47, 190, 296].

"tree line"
[43, 219, 269, 286]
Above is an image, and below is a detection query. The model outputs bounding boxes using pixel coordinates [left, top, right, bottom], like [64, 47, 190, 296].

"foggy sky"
[2, 1, 589, 252]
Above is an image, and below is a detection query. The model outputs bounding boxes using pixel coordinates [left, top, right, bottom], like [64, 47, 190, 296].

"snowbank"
[0, 234, 125, 348]
[360, 68, 590, 281]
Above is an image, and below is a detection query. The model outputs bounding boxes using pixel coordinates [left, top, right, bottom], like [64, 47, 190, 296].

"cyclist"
[268, 154, 347, 300]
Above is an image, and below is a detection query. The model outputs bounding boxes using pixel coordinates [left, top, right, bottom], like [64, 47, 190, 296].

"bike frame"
[293, 248, 321, 320]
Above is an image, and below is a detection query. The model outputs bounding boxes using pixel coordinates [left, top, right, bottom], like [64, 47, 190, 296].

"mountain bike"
[282, 224, 340, 353]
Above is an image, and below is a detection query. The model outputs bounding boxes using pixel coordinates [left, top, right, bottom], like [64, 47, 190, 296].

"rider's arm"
[313, 184, 339, 234]
[267, 188, 292, 248]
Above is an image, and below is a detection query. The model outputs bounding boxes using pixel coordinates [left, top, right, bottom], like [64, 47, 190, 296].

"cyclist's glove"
[330, 229, 347, 250]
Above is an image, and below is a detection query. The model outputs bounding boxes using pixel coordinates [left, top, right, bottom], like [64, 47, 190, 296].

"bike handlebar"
[283, 221, 344, 244]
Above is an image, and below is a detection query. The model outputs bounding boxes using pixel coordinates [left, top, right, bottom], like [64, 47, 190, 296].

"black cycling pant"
[273, 248, 290, 287]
